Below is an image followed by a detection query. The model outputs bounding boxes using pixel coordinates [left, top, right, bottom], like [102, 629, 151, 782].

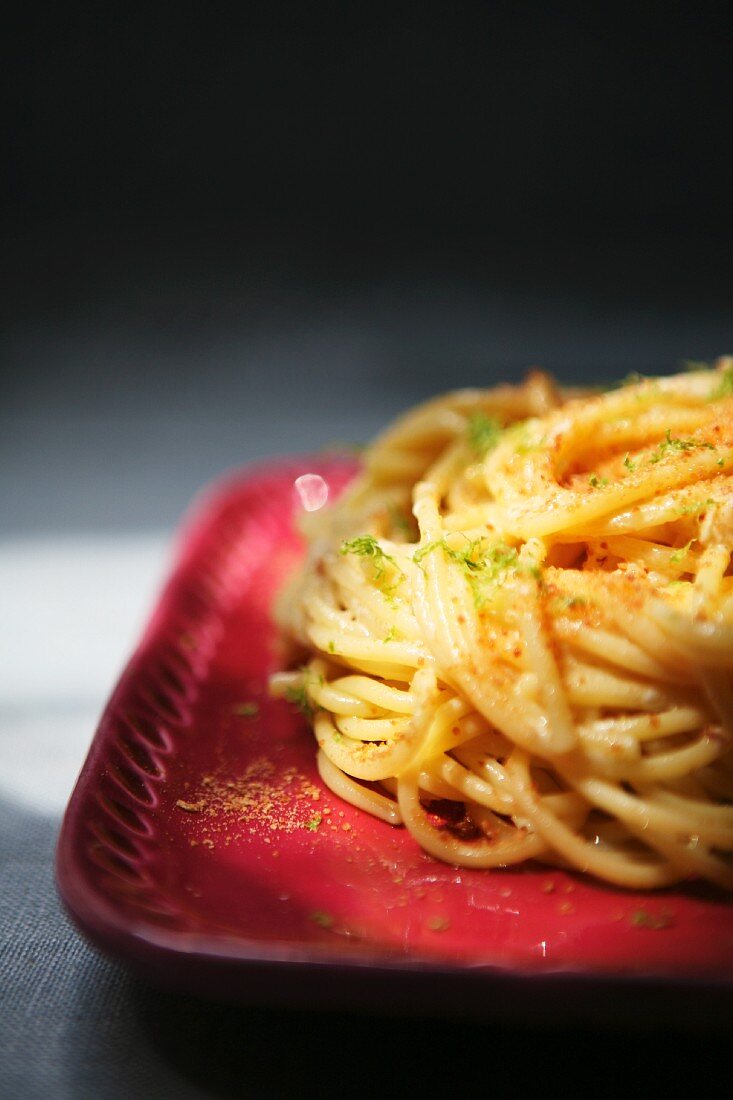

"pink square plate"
[56, 455, 733, 1027]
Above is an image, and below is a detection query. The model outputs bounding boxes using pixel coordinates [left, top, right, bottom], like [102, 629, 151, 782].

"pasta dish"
[271, 363, 733, 889]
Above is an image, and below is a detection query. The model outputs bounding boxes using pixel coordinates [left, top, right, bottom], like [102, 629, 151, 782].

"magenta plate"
[57, 456, 733, 1026]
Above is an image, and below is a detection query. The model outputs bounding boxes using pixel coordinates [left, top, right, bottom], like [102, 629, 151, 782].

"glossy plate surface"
[57, 456, 733, 1022]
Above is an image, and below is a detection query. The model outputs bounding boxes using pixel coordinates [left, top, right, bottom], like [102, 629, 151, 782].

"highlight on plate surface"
[270, 361, 733, 891]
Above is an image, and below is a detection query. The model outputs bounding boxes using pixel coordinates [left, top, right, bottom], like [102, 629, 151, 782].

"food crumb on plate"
[427, 916, 450, 933]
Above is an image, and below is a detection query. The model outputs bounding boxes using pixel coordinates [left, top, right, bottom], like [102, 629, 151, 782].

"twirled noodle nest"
[271, 363, 733, 890]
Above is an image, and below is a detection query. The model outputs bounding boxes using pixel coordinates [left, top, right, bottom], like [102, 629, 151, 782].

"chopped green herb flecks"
[341, 535, 395, 579]
[649, 429, 716, 464]
[629, 907, 672, 930]
[556, 595, 588, 611]
[306, 814, 323, 832]
[284, 684, 314, 717]
[621, 371, 646, 387]
[341, 536, 403, 602]
[677, 498, 715, 517]
[309, 910, 334, 929]
[231, 702, 259, 718]
[588, 474, 609, 489]
[508, 418, 545, 454]
[618, 372, 662, 400]
[284, 670, 323, 719]
[414, 536, 537, 606]
[388, 504, 413, 538]
[383, 626, 397, 643]
[670, 540, 694, 565]
[711, 364, 733, 400]
[467, 412, 502, 456]
[623, 453, 636, 472]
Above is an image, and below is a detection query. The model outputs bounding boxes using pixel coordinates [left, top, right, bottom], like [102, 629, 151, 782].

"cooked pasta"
[271, 362, 733, 889]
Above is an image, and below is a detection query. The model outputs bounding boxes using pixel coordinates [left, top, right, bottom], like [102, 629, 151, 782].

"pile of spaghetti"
[271, 363, 733, 889]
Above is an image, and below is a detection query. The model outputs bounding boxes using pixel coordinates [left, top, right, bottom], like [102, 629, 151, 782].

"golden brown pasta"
[271, 362, 733, 889]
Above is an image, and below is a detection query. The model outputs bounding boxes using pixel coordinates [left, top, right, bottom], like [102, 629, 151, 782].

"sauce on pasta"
[271, 364, 733, 889]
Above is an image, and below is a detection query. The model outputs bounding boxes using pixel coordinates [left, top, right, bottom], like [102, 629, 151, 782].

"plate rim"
[55, 455, 733, 1017]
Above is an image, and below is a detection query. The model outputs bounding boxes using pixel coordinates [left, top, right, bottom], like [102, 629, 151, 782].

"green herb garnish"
[467, 412, 502, 456]
[341, 534, 394, 579]
[283, 670, 323, 719]
[231, 702, 259, 718]
[306, 814, 323, 832]
[310, 910, 334, 929]
[670, 540, 694, 565]
[341, 534, 404, 603]
[621, 371, 646, 386]
[508, 419, 545, 454]
[414, 537, 537, 607]
[677, 498, 715, 517]
[557, 595, 588, 611]
[630, 907, 672, 930]
[284, 684, 314, 718]
[649, 429, 715, 464]
[388, 504, 413, 538]
[711, 364, 733, 399]
[588, 474, 609, 489]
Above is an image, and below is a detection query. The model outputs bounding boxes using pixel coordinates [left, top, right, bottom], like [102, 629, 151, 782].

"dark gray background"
[4, 0, 733, 538]
[2, 2, 732, 1094]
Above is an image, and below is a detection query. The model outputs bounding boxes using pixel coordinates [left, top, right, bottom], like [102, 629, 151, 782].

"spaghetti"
[271, 364, 733, 889]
